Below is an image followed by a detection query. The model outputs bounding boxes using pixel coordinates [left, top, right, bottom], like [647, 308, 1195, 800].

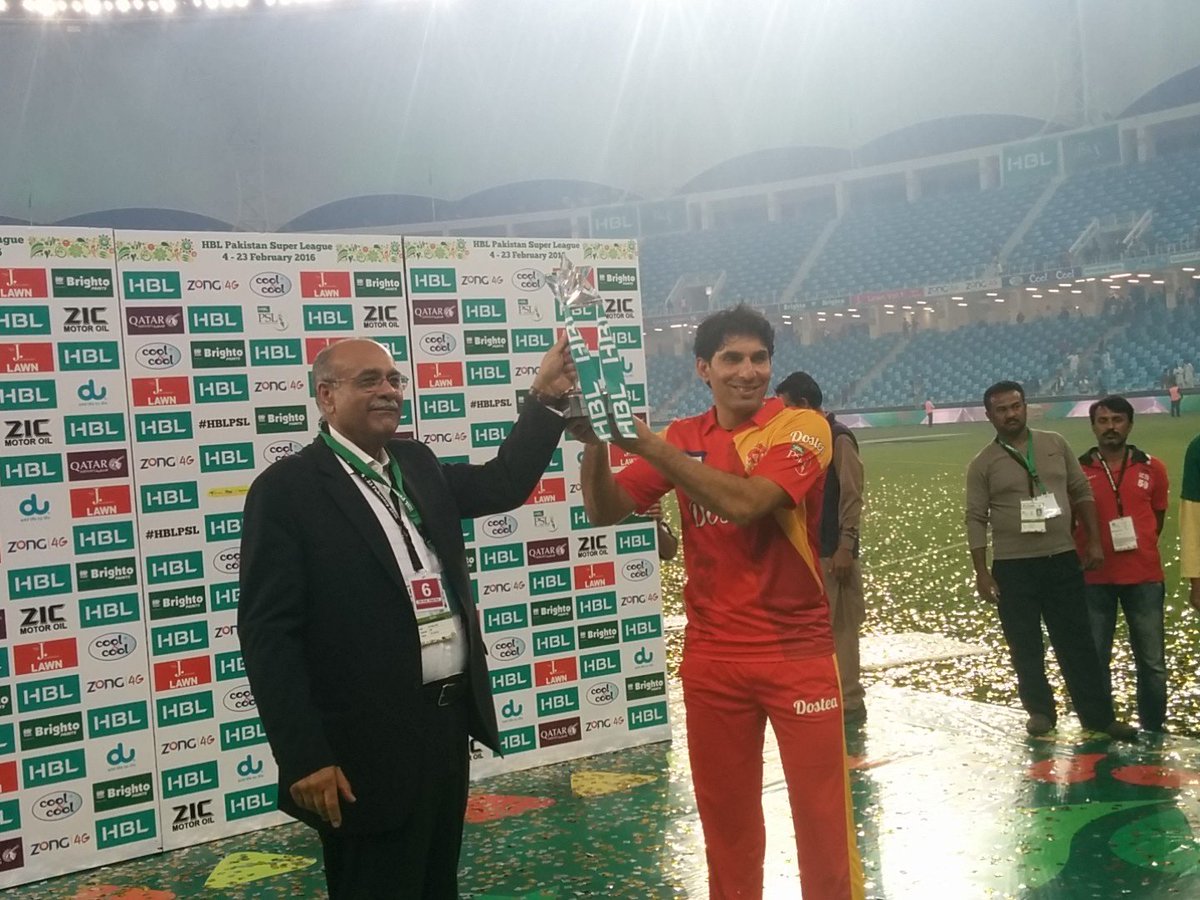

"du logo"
[236, 754, 264, 777]
[501, 699, 523, 719]
[633, 646, 654, 666]
[78, 378, 107, 402]
[107, 742, 136, 766]
[19, 493, 50, 516]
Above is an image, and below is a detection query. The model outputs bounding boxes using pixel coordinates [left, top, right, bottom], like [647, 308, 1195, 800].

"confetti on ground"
[570, 771, 658, 798]
[71, 888, 175, 900]
[466, 793, 555, 823]
[202, 851, 316, 889]
[859, 632, 990, 671]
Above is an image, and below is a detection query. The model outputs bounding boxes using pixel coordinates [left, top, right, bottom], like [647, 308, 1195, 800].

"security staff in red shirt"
[1073, 395, 1170, 732]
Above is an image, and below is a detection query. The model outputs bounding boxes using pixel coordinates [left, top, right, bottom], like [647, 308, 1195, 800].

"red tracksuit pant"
[680, 652, 865, 899]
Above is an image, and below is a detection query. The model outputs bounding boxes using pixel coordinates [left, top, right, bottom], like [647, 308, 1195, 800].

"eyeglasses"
[323, 372, 409, 392]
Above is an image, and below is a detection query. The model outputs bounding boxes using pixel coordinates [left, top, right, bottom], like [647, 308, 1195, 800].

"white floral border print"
[403, 238, 470, 260]
[335, 241, 404, 263]
[29, 234, 115, 259]
[583, 241, 638, 260]
[117, 237, 199, 262]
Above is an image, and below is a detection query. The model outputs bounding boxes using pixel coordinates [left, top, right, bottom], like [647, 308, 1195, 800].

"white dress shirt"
[328, 426, 466, 683]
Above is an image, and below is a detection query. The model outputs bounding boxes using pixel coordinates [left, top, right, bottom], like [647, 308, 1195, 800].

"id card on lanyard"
[998, 434, 1060, 534]
[321, 432, 458, 645]
[1097, 450, 1138, 552]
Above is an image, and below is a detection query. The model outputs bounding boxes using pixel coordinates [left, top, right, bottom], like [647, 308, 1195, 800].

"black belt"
[421, 673, 466, 707]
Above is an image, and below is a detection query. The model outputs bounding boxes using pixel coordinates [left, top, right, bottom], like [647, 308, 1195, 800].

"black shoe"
[1026, 714, 1056, 736]
[1104, 720, 1139, 742]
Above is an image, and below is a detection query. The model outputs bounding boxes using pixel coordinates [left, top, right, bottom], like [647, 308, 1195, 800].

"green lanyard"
[998, 433, 1045, 497]
[320, 432, 424, 530]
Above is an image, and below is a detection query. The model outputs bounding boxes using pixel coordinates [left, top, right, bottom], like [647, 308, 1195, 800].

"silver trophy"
[545, 257, 601, 422]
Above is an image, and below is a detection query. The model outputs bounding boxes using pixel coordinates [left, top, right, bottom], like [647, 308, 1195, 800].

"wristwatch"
[527, 386, 569, 413]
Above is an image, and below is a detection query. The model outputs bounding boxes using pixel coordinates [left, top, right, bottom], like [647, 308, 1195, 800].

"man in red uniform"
[1073, 395, 1171, 731]
[578, 305, 864, 900]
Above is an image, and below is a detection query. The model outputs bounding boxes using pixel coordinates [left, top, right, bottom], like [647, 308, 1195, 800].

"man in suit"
[238, 336, 574, 898]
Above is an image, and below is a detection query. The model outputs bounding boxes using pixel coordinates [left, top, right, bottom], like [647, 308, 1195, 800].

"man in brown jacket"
[966, 380, 1136, 741]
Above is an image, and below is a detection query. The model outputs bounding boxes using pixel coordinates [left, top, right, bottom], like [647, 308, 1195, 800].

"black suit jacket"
[238, 400, 564, 833]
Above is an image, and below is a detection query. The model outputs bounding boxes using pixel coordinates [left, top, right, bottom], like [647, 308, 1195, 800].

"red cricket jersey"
[616, 397, 835, 661]
[1073, 446, 1169, 585]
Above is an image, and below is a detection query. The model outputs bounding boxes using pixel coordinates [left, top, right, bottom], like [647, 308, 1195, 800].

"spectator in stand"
[1074, 396, 1170, 732]
[1169, 382, 1183, 418]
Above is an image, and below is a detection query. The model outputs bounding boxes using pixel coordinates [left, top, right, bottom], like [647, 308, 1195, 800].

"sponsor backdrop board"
[0, 229, 162, 884]
[402, 236, 670, 777]
[0, 227, 666, 887]
[112, 230, 416, 851]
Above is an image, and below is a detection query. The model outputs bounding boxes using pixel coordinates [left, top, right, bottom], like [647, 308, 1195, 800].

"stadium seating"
[800, 183, 1043, 299]
[1099, 300, 1200, 393]
[852, 315, 1110, 409]
[639, 217, 830, 311]
[1009, 147, 1200, 274]
[647, 328, 901, 420]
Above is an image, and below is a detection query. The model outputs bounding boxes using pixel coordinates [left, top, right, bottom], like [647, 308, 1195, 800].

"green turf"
[657, 416, 1200, 735]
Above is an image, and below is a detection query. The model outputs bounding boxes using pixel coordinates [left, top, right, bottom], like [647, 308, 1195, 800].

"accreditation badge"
[1108, 516, 1138, 552]
[409, 575, 457, 646]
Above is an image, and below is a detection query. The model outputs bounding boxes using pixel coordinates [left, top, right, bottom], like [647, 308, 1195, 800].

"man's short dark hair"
[983, 380, 1025, 412]
[776, 371, 822, 409]
[692, 304, 774, 362]
[1089, 394, 1135, 424]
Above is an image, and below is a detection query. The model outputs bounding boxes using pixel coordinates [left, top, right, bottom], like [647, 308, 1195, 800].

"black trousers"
[318, 694, 469, 899]
[992, 551, 1116, 730]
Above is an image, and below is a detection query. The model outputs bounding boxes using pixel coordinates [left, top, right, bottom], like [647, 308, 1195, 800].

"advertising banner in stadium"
[0, 226, 666, 888]
[400, 235, 669, 778]
[1062, 125, 1121, 174]
[1002, 267, 1082, 288]
[1001, 135, 1061, 185]
[0, 228, 162, 885]
[922, 276, 1001, 298]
